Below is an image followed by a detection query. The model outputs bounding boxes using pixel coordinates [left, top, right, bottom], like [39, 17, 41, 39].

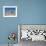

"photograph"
[18, 24, 46, 46]
[3, 6, 17, 17]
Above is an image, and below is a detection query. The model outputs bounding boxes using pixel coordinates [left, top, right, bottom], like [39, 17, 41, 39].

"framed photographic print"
[18, 24, 46, 42]
[3, 6, 17, 17]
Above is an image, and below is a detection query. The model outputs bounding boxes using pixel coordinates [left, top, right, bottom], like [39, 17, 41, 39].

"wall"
[19, 0, 46, 24]
[0, 0, 18, 44]
[0, 0, 46, 44]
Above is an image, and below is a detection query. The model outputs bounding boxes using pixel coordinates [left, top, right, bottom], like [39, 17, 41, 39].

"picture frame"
[3, 6, 17, 17]
[18, 24, 46, 42]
